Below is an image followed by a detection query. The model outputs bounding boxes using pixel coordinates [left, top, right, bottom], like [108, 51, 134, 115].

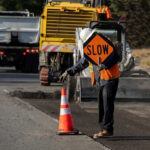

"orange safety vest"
[89, 62, 95, 86]
[89, 62, 120, 86]
[100, 64, 120, 80]
[97, 5, 111, 19]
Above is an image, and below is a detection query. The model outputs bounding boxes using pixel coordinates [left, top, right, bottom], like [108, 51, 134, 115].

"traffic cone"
[57, 88, 78, 135]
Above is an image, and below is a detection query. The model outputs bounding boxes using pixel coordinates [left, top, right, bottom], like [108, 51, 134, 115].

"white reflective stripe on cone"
[61, 95, 69, 105]
[60, 108, 71, 115]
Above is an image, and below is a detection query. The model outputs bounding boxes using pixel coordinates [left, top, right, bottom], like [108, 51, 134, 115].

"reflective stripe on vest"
[89, 62, 120, 86]
[89, 62, 95, 86]
[98, 6, 106, 13]
[102, 6, 106, 13]
[89, 63, 120, 86]
[97, 6, 111, 19]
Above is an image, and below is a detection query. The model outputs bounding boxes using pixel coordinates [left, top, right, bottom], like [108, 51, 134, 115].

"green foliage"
[0, 1, 3, 10]
[0, 6, 3, 11]
[0, 0, 45, 16]
[110, 0, 150, 48]
[0, 0, 149, 48]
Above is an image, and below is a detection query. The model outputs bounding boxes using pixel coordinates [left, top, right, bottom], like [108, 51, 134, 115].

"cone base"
[57, 129, 79, 135]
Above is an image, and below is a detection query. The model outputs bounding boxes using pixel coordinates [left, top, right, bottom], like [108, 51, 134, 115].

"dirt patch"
[9, 90, 61, 99]
[133, 48, 150, 69]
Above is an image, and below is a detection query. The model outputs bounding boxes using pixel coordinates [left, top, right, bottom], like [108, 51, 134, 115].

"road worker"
[97, 0, 111, 19]
[60, 40, 120, 138]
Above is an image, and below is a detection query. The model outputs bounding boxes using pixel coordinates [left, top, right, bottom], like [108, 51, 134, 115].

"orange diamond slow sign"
[83, 32, 115, 65]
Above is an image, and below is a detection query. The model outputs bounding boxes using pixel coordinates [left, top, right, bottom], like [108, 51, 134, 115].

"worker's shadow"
[106, 136, 150, 141]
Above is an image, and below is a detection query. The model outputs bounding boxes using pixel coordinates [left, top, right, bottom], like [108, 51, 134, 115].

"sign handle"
[98, 57, 101, 65]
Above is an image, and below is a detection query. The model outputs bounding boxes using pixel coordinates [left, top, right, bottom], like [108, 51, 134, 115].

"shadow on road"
[105, 136, 150, 141]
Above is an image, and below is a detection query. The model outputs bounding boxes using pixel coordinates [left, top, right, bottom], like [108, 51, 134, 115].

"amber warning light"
[26, 49, 39, 53]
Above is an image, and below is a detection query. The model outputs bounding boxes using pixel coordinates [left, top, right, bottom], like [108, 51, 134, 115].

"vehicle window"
[95, 29, 118, 42]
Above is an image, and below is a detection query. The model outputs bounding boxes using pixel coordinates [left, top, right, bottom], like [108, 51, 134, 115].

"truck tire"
[40, 67, 50, 86]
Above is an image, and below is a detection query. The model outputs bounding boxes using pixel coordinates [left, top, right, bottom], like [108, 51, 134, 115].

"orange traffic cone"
[57, 88, 78, 135]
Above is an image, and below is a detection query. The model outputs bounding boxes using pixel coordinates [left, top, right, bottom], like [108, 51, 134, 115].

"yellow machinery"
[39, 1, 98, 85]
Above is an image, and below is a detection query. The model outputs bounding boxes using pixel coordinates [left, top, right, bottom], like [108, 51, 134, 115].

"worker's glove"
[59, 71, 68, 82]
[97, 64, 105, 71]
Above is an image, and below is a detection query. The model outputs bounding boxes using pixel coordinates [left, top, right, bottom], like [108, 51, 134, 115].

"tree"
[1, 0, 45, 16]
[127, 0, 150, 48]
[0, 0, 150, 48]
[110, 0, 150, 48]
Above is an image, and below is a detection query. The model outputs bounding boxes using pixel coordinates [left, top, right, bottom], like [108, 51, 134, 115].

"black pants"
[98, 78, 119, 132]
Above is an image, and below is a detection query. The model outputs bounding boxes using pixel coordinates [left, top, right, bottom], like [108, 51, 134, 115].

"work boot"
[93, 130, 113, 139]
[102, 130, 113, 137]
[93, 131, 103, 139]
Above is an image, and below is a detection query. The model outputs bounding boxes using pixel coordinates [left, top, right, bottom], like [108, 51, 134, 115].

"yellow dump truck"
[39, 1, 98, 85]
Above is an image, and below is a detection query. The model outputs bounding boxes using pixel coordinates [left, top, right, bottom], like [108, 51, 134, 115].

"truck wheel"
[65, 76, 77, 102]
[40, 67, 50, 86]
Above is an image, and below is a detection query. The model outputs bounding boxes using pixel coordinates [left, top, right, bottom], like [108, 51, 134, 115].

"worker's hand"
[97, 64, 105, 71]
[59, 71, 68, 82]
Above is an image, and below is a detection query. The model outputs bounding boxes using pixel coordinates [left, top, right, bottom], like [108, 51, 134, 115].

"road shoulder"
[0, 94, 109, 150]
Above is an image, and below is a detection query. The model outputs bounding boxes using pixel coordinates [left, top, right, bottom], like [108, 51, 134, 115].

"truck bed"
[0, 16, 40, 44]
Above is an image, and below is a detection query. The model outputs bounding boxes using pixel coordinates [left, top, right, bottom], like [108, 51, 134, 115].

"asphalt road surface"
[23, 98, 150, 150]
[0, 94, 108, 150]
[0, 67, 61, 96]
[0, 67, 150, 150]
